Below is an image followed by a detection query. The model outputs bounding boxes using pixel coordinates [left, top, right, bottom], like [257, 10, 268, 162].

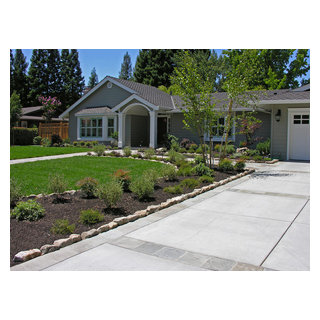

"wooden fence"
[39, 122, 69, 140]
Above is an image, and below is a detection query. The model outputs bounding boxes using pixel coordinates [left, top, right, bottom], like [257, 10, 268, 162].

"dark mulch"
[10, 170, 235, 267]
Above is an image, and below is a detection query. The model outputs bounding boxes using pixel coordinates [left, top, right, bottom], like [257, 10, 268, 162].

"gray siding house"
[60, 77, 310, 161]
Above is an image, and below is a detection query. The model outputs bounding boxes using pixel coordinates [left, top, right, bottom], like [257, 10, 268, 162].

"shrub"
[179, 147, 187, 153]
[48, 173, 68, 194]
[33, 136, 42, 145]
[41, 137, 50, 147]
[52, 143, 59, 147]
[113, 169, 131, 191]
[246, 149, 259, 157]
[198, 175, 214, 184]
[93, 144, 105, 156]
[234, 159, 246, 171]
[10, 127, 38, 145]
[168, 134, 180, 151]
[63, 138, 71, 144]
[130, 176, 154, 200]
[96, 180, 123, 207]
[188, 144, 198, 153]
[51, 219, 75, 234]
[253, 155, 264, 161]
[10, 178, 23, 207]
[177, 164, 193, 176]
[79, 209, 104, 225]
[51, 134, 62, 146]
[168, 149, 185, 164]
[76, 177, 99, 198]
[232, 152, 243, 159]
[256, 139, 270, 156]
[144, 148, 156, 159]
[11, 200, 45, 221]
[143, 168, 160, 184]
[123, 146, 132, 157]
[180, 138, 194, 150]
[193, 163, 213, 176]
[164, 185, 184, 194]
[180, 178, 200, 189]
[214, 144, 235, 154]
[91, 140, 98, 146]
[85, 141, 92, 148]
[161, 165, 178, 181]
[73, 141, 79, 147]
[194, 155, 204, 165]
[218, 159, 234, 172]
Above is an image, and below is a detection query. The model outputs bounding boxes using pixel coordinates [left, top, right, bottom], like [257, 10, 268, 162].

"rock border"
[13, 168, 255, 263]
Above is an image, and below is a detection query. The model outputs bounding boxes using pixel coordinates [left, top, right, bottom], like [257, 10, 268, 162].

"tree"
[237, 112, 262, 146]
[10, 91, 22, 145]
[222, 49, 310, 90]
[119, 52, 133, 80]
[47, 49, 62, 98]
[88, 67, 99, 88]
[38, 96, 62, 122]
[10, 50, 14, 96]
[28, 49, 49, 106]
[171, 51, 220, 165]
[12, 49, 29, 106]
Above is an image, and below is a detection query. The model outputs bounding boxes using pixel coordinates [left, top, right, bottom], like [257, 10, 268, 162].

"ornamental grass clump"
[48, 173, 68, 194]
[76, 177, 99, 198]
[93, 144, 105, 156]
[164, 184, 184, 194]
[11, 200, 45, 221]
[144, 148, 156, 159]
[123, 146, 132, 157]
[161, 165, 178, 181]
[51, 219, 75, 234]
[198, 175, 214, 184]
[143, 168, 160, 184]
[234, 159, 246, 171]
[96, 180, 123, 208]
[180, 178, 200, 189]
[79, 209, 104, 225]
[130, 175, 154, 200]
[177, 163, 193, 177]
[193, 163, 213, 176]
[10, 178, 23, 208]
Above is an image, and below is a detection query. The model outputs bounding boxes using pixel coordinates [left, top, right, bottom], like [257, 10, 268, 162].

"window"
[211, 117, 233, 137]
[80, 117, 102, 138]
[293, 114, 309, 125]
[107, 118, 115, 138]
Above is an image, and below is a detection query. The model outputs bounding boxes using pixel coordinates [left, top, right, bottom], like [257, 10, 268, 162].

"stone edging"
[13, 168, 255, 263]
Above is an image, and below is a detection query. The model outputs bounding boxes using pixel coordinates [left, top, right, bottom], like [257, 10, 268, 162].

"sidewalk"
[10, 152, 88, 164]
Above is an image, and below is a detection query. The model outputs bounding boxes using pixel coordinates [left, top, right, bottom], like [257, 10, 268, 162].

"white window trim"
[158, 114, 171, 133]
[77, 115, 117, 141]
[204, 116, 235, 142]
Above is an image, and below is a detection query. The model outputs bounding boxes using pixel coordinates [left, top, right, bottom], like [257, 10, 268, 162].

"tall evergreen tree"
[47, 49, 62, 97]
[119, 52, 133, 80]
[28, 49, 49, 106]
[88, 67, 99, 88]
[12, 49, 29, 106]
[10, 49, 14, 96]
[60, 49, 71, 107]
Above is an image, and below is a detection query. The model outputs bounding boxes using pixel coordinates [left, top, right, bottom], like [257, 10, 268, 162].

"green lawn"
[10, 156, 168, 196]
[10, 146, 90, 160]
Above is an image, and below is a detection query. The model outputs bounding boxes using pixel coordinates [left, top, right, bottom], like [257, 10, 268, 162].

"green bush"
[113, 169, 131, 191]
[10, 178, 23, 207]
[168, 149, 185, 164]
[164, 185, 184, 194]
[168, 134, 180, 151]
[144, 148, 156, 159]
[51, 219, 75, 234]
[93, 144, 105, 156]
[11, 200, 45, 221]
[193, 163, 213, 176]
[253, 155, 264, 161]
[188, 144, 198, 153]
[130, 176, 154, 200]
[256, 139, 270, 156]
[76, 177, 99, 198]
[143, 169, 160, 184]
[123, 146, 132, 157]
[91, 140, 98, 146]
[51, 134, 62, 146]
[246, 149, 259, 157]
[96, 180, 123, 207]
[161, 165, 178, 181]
[180, 178, 200, 189]
[63, 138, 71, 145]
[11, 127, 38, 145]
[198, 175, 214, 184]
[48, 173, 68, 194]
[73, 141, 79, 147]
[79, 209, 104, 225]
[218, 159, 234, 172]
[234, 159, 246, 171]
[194, 155, 204, 165]
[177, 164, 193, 176]
[41, 137, 50, 147]
[33, 136, 42, 145]
[179, 147, 187, 153]
[85, 141, 92, 148]
[214, 144, 235, 154]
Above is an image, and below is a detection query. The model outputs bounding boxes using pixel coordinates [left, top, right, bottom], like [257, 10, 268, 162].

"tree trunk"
[221, 98, 233, 159]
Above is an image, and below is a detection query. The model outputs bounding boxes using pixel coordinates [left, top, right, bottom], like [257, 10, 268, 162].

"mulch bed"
[10, 170, 234, 267]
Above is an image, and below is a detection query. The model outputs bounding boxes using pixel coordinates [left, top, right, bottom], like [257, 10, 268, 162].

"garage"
[287, 108, 310, 161]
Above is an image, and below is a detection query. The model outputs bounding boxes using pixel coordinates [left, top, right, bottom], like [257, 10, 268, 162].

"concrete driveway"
[11, 161, 310, 271]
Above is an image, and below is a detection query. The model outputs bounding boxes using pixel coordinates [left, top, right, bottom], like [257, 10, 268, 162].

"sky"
[17, 49, 223, 86]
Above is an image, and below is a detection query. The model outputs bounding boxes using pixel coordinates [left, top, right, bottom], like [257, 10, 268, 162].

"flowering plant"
[38, 96, 62, 122]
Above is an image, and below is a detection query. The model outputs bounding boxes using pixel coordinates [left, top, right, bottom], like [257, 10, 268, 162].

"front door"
[157, 117, 168, 147]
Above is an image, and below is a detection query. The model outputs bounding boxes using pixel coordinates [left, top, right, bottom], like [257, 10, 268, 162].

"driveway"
[11, 161, 310, 271]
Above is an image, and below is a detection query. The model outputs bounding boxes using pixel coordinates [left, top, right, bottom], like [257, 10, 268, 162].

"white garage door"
[288, 109, 310, 160]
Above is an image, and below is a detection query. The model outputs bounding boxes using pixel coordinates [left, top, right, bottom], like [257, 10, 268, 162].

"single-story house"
[60, 76, 310, 161]
[18, 106, 68, 128]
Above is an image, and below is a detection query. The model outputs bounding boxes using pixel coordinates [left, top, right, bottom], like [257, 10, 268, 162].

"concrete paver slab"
[262, 222, 310, 271]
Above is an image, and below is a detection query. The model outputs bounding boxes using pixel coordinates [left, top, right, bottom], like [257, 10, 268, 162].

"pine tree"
[10, 50, 14, 96]
[28, 49, 49, 106]
[60, 49, 71, 107]
[88, 67, 99, 88]
[12, 49, 29, 106]
[47, 49, 62, 97]
[119, 52, 132, 80]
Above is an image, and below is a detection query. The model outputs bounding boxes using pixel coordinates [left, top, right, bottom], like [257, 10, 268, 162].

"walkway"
[11, 161, 310, 271]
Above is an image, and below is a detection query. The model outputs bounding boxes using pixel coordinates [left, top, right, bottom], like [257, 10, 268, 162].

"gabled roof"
[75, 106, 115, 116]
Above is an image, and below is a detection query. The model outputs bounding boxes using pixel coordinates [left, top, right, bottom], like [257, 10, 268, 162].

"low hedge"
[11, 127, 38, 145]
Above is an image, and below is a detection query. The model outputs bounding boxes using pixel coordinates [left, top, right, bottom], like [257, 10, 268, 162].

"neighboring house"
[60, 76, 310, 161]
[18, 106, 68, 128]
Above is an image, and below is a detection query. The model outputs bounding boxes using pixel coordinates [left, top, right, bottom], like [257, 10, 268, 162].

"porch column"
[118, 112, 125, 148]
[149, 110, 157, 148]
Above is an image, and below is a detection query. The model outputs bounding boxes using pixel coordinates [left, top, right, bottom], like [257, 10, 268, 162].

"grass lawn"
[10, 146, 90, 160]
[10, 156, 168, 196]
